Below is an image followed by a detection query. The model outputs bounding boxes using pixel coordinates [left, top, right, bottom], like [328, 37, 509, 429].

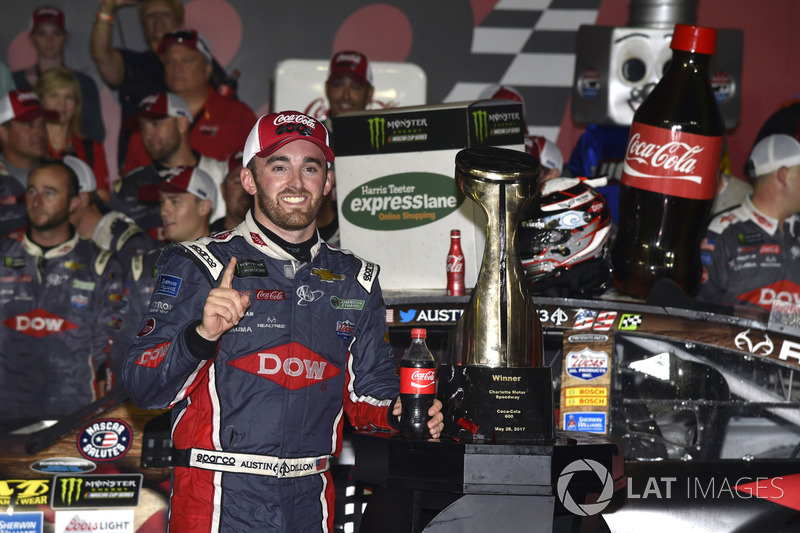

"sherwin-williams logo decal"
[342, 173, 463, 231]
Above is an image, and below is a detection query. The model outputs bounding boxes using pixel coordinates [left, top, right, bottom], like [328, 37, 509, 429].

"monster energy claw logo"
[368, 117, 386, 151]
[473, 110, 489, 143]
[61, 477, 83, 505]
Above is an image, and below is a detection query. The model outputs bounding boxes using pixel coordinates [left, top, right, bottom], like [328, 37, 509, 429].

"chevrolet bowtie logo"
[312, 268, 345, 282]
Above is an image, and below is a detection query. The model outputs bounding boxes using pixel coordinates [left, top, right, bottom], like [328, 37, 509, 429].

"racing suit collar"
[240, 210, 322, 262]
[742, 195, 781, 236]
[22, 227, 80, 259]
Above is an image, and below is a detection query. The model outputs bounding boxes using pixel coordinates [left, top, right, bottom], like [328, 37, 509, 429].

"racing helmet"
[519, 177, 613, 297]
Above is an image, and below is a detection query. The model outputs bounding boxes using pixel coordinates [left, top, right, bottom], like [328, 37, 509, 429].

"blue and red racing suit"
[123, 211, 398, 532]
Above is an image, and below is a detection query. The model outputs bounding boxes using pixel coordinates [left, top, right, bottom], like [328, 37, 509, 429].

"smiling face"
[325, 76, 373, 118]
[242, 140, 332, 243]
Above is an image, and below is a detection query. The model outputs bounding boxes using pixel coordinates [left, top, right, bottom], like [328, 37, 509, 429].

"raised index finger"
[219, 257, 238, 289]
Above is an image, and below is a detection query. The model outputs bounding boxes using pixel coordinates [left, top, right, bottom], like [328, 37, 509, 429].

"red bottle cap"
[450, 229, 460, 238]
[671, 24, 717, 55]
[411, 328, 427, 338]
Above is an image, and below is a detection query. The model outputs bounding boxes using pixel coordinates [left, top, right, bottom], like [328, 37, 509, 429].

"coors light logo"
[621, 122, 723, 200]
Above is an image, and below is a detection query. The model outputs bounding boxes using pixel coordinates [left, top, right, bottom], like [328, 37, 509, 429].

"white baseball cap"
[747, 134, 800, 178]
[63, 155, 96, 193]
[529, 135, 563, 173]
[139, 166, 217, 210]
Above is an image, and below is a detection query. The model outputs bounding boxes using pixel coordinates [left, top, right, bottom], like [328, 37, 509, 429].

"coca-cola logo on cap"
[621, 123, 723, 200]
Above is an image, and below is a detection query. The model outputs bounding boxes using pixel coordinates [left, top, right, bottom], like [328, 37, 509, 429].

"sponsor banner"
[30, 458, 96, 474]
[54, 509, 134, 533]
[0, 480, 51, 507]
[0, 512, 43, 533]
[52, 474, 142, 509]
[561, 330, 612, 433]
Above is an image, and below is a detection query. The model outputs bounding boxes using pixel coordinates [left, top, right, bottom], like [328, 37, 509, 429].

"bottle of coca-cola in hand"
[446, 229, 465, 296]
[611, 24, 724, 298]
[399, 328, 436, 439]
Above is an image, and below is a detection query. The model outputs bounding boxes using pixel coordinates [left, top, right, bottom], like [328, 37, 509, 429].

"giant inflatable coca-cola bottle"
[611, 23, 724, 298]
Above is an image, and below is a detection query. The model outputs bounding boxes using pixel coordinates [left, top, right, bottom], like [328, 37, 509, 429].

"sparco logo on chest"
[3, 308, 78, 337]
[227, 342, 341, 390]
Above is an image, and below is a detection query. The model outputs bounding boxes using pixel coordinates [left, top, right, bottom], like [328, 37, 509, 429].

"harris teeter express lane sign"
[342, 173, 464, 230]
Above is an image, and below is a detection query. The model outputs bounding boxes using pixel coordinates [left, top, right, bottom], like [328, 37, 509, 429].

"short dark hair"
[33, 159, 80, 199]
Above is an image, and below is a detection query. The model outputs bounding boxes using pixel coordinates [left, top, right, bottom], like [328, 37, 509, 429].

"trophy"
[440, 146, 555, 443]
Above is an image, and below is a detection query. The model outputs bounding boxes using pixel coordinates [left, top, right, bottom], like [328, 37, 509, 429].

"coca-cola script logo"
[3, 308, 78, 337]
[227, 342, 340, 390]
[446, 255, 464, 273]
[256, 290, 286, 301]
[621, 122, 722, 200]
[400, 366, 436, 394]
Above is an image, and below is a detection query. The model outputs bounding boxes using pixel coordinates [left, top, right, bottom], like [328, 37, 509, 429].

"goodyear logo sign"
[342, 173, 464, 230]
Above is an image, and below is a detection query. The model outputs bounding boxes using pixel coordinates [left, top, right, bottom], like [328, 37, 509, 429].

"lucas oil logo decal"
[77, 419, 132, 462]
[566, 348, 609, 381]
[342, 173, 464, 231]
[227, 342, 341, 390]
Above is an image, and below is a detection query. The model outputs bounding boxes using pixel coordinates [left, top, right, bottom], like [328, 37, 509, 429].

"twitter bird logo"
[399, 309, 417, 323]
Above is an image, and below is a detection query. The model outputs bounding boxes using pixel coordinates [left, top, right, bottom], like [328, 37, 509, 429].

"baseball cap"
[226, 150, 243, 175]
[327, 51, 373, 86]
[243, 111, 334, 168]
[139, 166, 218, 210]
[32, 6, 65, 32]
[63, 155, 96, 193]
[529, 136, 563, 172]
[157, 29, 213, 62]
[747, 134, 800, 178]
[479, 84, 527, 119]
[126, 92, 193, 130]
[0, 90, 59, 124]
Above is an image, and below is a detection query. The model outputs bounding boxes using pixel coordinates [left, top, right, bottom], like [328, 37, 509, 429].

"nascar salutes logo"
[77, 419, 132, 461]
[566, 348, 609, 381]
[3, 308, 78, 337]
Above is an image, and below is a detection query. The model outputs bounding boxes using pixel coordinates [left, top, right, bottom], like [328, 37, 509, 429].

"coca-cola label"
[621, 122, 723, 200]
[400, 366, 436, 394]
[446, 254, 464, 273]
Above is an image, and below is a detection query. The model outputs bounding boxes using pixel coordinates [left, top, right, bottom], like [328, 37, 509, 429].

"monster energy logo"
[61, 477, 83, 505]
[473, 110, 489, 143]
[368, 117, 386, 151]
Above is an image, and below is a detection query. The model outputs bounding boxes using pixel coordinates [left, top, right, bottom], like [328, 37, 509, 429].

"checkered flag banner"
[620, 314, 642, 329]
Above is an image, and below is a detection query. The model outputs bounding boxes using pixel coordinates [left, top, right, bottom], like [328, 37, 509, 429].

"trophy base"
[437, 364, 556, 443]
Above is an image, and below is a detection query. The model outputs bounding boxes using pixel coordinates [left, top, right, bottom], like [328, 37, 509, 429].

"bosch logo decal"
[77, 419, 132, 461]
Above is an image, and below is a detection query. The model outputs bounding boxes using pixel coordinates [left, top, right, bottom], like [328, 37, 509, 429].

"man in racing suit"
[697, 134, 800, 312]
[123, 111, 443, 532]
[0, 160, 123, 426]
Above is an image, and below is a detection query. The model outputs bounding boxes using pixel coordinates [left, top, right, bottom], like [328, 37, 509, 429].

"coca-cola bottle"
[446, 229, 465, 296]
[611, 24, 724, 298]
[399, 328, 436, 439]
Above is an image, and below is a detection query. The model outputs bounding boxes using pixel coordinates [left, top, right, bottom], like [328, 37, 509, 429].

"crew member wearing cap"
[66, 155, 153, 266]
[14, 6, 105, 144]
[0, 90, 58, 186]
[697, 134, 800, 311]
[122, 29, 256, 174]
[123, 110, 443, 532]
[110, 91, 227, 240]
[209, 150, 252, 233]
[0, 159, 123, 425]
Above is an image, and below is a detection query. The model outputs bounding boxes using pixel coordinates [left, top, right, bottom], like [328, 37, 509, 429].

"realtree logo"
[472, 110, 489, 143]
[368, 117, 386, 150]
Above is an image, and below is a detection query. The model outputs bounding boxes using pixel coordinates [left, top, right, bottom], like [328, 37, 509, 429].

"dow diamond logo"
[3, 308, 78, 337]
[228, 342, 341, 390]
